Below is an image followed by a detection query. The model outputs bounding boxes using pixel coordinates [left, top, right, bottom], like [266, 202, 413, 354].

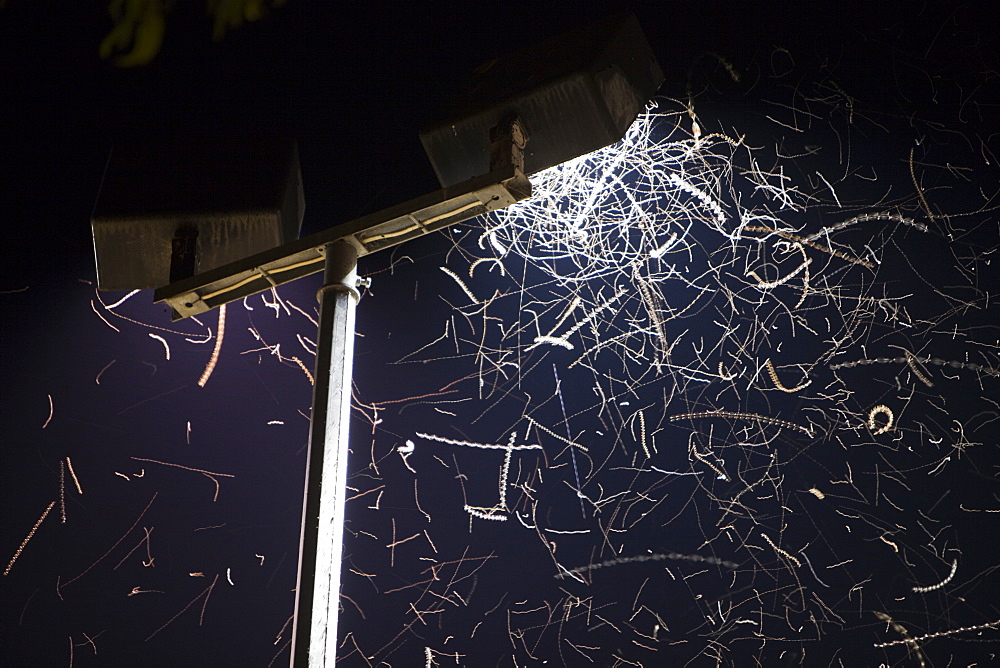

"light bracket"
[154, 166, 530, 320]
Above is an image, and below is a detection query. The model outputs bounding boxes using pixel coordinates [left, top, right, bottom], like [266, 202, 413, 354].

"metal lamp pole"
[290, 240, 360, 666]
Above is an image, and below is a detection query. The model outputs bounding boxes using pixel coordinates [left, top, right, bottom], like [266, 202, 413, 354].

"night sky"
[3, 2, 1000, 667]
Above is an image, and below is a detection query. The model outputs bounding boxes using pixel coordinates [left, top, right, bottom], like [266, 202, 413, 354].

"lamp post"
[291, 239, 359, 664]
[91, 12, 661, 666]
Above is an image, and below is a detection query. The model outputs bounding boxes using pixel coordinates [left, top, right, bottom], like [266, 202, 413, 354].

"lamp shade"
[92, 139, 303, 290]
[419, 12, 663, 189]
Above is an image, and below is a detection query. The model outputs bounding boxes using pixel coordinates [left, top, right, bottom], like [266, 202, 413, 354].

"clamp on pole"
[317, 241, 361, 302]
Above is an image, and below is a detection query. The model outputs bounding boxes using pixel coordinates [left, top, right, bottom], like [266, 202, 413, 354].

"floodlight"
[420, 11, 663, 188]
[91, 140, 303, 290]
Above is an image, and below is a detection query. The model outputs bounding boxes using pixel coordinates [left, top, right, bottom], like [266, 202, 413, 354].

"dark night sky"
[3, 2, 1000, 667]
